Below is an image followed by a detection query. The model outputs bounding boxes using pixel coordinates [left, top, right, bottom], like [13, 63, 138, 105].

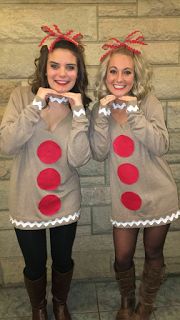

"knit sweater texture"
[0, 85, 91, 230]
[90, 94, 180, 228]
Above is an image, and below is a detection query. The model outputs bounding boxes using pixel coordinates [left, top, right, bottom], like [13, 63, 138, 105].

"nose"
[116, 72, 124, 82]
[58, 67, 66, 77]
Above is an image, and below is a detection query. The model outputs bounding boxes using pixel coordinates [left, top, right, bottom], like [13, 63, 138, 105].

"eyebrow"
[49, 61, 77, 66]
[109, 66, 133, 70]
[124, 67, 133, 70]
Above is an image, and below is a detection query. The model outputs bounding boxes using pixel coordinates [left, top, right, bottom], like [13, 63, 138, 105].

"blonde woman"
[90, 31, 179, 320]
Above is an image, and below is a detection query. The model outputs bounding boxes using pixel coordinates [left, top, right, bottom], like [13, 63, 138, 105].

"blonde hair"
[95, 46, 153, 104]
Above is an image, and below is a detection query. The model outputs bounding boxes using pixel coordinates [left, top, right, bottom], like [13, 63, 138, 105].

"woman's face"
[105, 53, 135, 97]
[47, 48, 78, 93]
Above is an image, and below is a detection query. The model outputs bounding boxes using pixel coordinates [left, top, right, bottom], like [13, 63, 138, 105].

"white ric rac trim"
[32, 98, 45, 110]
[111, 210, 180, 228]
[126, 105, 139, 113]
[10, 211, 80, 229]
[112, 102, 126, 110]
[99, 107, 111, 116]
[73, 109, 85, 118]
[48, 96, 69, 104]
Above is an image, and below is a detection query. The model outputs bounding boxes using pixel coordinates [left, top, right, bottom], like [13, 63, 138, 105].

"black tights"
[113, 224, 170, 272]
[15, 222, 77, 280]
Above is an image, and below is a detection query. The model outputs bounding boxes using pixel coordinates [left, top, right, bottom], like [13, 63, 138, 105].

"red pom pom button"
[38, 195, 61, 216]
[37, 140, 62, 164]
[117, 163, 139, 185]
[37, 168, 61, 190]
[113, 135, 134, 157]
[121, 191, 142, 211]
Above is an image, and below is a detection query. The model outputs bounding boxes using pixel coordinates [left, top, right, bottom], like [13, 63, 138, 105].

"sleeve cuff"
[32, 96, 46, 110]
[98, 105, 111, 116]
[126, 104, 139, 113]
[72, 105, 86, 118]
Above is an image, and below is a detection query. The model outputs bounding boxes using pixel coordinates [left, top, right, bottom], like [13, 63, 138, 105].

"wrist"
[48, 95, 69, 105]
[99, 105, 111, 117]
[72, 105, 85, 118]
[32, 96, 46, 110]
[126, 101, 139, 113]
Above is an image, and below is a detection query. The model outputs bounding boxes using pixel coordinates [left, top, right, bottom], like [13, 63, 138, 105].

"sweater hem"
[111, 210, 180, 228]
[10, 210, 80, 229]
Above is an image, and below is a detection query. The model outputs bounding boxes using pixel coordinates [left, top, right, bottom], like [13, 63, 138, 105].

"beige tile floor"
[0, 276, 180, 319]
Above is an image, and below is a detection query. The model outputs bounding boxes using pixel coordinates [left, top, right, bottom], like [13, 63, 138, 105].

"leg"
[144, 223, 170, 268]
[113, 227, 139, 320]
[15, 228, 48, 320]
[50, 222, 77, 320]
[113, 227, 139, 271]
[134, 224, 170, 320]
[50, 222, 77, 273]
[15, 228, 47, 280]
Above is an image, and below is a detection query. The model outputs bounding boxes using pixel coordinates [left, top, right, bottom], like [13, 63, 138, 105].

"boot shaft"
[24, 273, 48, 320]
[52, 266, 73, 320]
[115, 262, 136, 319]
[24, 273, 47, 308]
[139, 263, 166, 306]
[52, 266, 73, 304]
[115, 262, 136, 296]
[133, 263, 166, 320]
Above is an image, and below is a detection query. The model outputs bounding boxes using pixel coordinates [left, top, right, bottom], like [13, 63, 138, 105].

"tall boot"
[24, 272, 48, 320]
[115, 262, 136, 320]
[52, 266, 73, 320]
[133, 262, 166, 320]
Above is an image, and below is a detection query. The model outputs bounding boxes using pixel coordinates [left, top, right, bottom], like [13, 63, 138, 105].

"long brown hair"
[29, 40, 91, 107]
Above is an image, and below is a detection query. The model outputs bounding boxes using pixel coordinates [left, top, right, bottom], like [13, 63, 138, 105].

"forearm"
[68, 105, 91, 167]
[90, 104, 110, 161]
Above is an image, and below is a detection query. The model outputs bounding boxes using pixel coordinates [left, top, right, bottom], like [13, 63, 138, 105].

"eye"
[124, 70, 133, 75]
[109, 68, 117, 74]
[50, 63, 59, 70]
[66, 64, 76, 71]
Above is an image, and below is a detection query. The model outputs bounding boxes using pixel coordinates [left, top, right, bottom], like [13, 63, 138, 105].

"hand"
[36, 87, 65, 102]
[117, 95, 137, 104]
[110, 96, 137, 124]
[62, 92, 83, 109]
[100, 95, 116, 107]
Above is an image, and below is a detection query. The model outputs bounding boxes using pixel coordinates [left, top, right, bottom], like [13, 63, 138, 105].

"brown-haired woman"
[0, 24, 91, 320]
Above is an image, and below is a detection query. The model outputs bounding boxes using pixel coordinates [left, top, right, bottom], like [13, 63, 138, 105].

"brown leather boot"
[24, 273, 48, 320]
[115, 262, 136, 320]
[52, 266, 73, 320]
[133, 262, 166, 320]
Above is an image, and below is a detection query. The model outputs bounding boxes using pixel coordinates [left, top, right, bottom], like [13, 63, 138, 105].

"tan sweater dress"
[90, 94, 180, 228]
[0, 85, 91, 230]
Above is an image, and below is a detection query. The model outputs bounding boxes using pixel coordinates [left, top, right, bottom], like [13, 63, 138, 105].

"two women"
[0, 27, 179, 320]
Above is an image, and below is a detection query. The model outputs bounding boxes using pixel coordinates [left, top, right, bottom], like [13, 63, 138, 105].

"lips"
[55, 80, 69, 85]
[113, 84, 126, 90]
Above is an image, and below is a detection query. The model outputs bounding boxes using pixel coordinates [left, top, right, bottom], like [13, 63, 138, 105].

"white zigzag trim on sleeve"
[10, 211, 80, 228]
[112, 102, 126, 110]
[126, 105, 139, 113]
[48, 96, 69, 104]
[99, 107, 111, 116]
[73, 109, 86, 118]
[111, 210, 180, 228]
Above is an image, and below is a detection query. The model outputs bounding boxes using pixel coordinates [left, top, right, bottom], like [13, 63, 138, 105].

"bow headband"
[100, 30, 147, 62]
[38, 24, 83, 52]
